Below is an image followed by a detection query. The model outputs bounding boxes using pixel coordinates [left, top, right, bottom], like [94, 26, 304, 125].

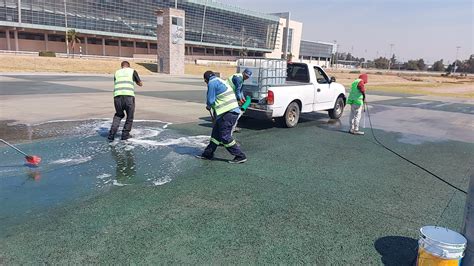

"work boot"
[353, 130, 365, 135]
[195, 154, 212, 160]
[228, 156, 247, 164]
[107, 134, 115, 142]
[121, 134, 132, 141]
[234, 127, 242, 133]
[349, 129, 355, 134]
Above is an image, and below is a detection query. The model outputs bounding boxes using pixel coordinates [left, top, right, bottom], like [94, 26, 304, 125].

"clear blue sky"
[218, 0, 473, 64]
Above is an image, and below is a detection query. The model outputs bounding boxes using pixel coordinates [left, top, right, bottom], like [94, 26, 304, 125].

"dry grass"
[185, 64, 236, 78]
[2, 56, 473, 98]
[325, 69, 474, 98]
[1, 55, 155, 75]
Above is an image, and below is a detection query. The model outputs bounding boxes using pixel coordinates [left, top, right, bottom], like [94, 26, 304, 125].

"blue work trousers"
[203, 112, 246, 159]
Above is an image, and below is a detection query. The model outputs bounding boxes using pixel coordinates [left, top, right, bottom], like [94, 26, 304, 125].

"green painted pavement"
[0, 118, 471, 264]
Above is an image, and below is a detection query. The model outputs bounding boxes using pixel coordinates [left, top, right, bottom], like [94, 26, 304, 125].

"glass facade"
[281, 27, 293, 53]
[299, 40, 334, 59]
[0, 0, 279, 51]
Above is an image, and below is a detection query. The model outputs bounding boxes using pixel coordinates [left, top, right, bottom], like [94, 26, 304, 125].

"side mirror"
[330, 76, 336, 83]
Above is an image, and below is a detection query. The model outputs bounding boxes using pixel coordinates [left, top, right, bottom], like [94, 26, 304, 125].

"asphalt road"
[0, 73, 472, 264]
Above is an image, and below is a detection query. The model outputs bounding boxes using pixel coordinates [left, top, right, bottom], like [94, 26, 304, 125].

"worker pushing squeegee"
[0, 139, 41, 166]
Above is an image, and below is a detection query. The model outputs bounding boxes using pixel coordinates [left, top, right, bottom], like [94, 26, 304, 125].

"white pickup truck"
[243, 62, 347, 127]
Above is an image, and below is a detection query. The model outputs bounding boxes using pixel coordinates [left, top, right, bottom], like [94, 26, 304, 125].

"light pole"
[64, 0, 69, 58]
[388, 43, 394, 70]
[453, 46, 460, 74]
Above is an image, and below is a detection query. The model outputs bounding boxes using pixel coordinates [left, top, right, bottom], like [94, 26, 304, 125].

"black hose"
[364, 103, 467, 195]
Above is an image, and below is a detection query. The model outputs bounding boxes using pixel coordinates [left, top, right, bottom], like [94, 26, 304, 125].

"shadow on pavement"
[136, 63, 157, 73]
[374, 236, 418, 266]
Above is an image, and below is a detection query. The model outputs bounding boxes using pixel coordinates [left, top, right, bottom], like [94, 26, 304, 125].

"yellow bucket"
[417, 226, 467, 266]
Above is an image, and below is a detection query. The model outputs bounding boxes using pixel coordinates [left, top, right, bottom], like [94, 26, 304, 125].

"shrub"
[39, 51, 56, 57]
[375, 72, 383, 75]
[349, 70, 360, 74]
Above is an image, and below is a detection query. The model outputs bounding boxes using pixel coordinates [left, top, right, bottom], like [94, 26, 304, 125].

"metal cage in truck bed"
[237, 58, 287, 102]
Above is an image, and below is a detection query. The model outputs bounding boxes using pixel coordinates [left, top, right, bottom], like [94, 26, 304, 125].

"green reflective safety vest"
[347, 78, 363, 105]
[226, 73, 243, 92]
[213, 78, 239, 116]
[114, 68, 135, 97]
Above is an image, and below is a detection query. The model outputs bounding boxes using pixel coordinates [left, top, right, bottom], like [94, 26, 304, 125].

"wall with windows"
[0, 0, 279, 53]
[299, 40, 334, 67]
[266, 17, 302, 59]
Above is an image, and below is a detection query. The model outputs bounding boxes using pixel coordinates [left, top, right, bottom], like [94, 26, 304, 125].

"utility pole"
[64, 0, 69, 58]
[175, 0, 177, 8]
[388, 43, 394, 70]
[333, 40, 337, 68]
[453, 46, 460, 74]
[463, 174, 474, 265]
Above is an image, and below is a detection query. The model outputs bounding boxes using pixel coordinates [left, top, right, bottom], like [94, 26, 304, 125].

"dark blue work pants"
[203, 112, 246, 159]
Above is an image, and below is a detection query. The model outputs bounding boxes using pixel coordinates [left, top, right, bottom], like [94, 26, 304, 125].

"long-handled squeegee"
[0, 139, 41, 166]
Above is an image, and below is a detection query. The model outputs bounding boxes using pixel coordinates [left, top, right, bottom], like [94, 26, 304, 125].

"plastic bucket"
[417, 226, 467, 266]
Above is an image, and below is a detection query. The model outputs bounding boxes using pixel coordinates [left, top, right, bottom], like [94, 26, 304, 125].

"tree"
[431, 59, 445, 72]
[404, 60, 418, 70]
[67, 29, 81, 58]
[417, 59, 426, 71]
[446, 60, 461, 73]
[374, 57, 389, 69]
[390, 54, 396, 66]
[457, 55, 474, 73]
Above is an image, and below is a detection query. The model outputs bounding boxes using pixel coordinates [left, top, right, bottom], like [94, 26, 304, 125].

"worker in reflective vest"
[347, 73, 368, 135]
[108, 61, 143, 141]
[226, 68, 252, 134]
[196, 70, 247, 164]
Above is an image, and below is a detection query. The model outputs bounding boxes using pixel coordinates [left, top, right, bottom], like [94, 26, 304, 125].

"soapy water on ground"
[0, 119, 209, 228]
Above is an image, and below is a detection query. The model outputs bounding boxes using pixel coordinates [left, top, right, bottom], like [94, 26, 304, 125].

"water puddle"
[0, 119, 208, 229]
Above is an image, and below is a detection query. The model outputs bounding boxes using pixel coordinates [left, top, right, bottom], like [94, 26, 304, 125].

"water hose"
[240, 96, 251, 111]
[364, 103, 466, 194]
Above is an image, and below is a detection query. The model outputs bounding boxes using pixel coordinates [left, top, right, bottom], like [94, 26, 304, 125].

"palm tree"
[67, 29, 81, 58]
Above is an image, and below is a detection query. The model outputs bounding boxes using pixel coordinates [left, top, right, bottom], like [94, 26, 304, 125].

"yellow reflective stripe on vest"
[210, 138, 220, 145]
[114, 68, 135, 97]
[213, 78, 239, 116]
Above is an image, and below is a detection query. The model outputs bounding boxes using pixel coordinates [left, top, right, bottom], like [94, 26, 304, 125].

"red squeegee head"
[26, 155, 42, 166]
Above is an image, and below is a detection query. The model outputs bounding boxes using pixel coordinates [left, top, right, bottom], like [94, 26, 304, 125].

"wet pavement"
[0, 73, 473, 264]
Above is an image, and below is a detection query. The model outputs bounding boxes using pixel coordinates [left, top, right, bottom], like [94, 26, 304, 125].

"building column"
[6, 30, 11, 50]
[102, 38, 106, 56]
[44, 33, 48, 51]
[133, 41, 136, 54]
[118, 39, 122, 57]
[147, 42, 150, 54]
[84, 36, 88, 55]
[14, 30, 19, 51]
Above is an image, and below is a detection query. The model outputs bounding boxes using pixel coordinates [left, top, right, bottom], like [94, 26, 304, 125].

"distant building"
[0, 0, 280, 58]
[265, 13, 303, 60]
[298, 40, 335, 67]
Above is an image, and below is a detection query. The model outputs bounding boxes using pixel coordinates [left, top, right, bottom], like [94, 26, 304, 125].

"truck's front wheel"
[281, 101, 300, 128]
[328, 96, 345, 119]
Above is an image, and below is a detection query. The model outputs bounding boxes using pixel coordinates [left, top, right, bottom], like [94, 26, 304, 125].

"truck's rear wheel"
[282, 101, 300, 128]
[328, 96, 345, 119]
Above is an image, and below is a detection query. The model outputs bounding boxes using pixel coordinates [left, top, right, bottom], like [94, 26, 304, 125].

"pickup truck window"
[314, 67, 330, 84]
[287, 63, 310, 83]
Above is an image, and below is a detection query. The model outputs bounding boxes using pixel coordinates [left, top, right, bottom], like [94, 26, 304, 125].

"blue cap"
[243, 68, 252, 77]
